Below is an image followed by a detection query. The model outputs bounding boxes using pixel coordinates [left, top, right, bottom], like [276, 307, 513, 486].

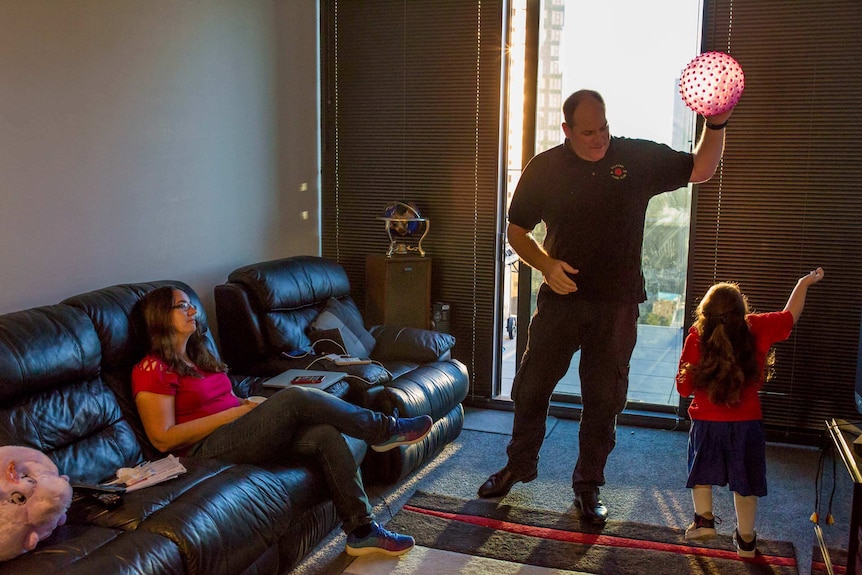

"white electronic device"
[324, 353, 371, 366]
[333, 357, 372, 366]
[262, 369, 347, 390]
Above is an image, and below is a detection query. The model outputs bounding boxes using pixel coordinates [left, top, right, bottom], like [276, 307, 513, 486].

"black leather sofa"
[214, 255, 470, 484]
[0, 271, 468, 574]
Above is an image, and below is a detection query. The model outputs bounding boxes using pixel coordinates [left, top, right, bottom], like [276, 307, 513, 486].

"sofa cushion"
[0, 305, 142, 484]
[136, 464, 294, 575]
[228, 256, 352, 309]
[369, 325, 455, 363]
[308, 297, 375, 358]
[0, 305, 101, 403]
[68, 458, 293, 575]
[0, 524, 185, 575]
[225, 256, 358, 355]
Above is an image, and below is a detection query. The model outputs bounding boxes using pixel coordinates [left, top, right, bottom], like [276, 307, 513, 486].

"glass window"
[502, 0, 702, 408]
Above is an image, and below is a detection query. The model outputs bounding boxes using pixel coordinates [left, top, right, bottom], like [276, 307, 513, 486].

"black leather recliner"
[214, 255, 470, 484]
[0, 280, 362, 575]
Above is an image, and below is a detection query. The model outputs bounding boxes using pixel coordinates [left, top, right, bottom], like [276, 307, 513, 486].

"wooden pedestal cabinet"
[365, 255, 431, 329]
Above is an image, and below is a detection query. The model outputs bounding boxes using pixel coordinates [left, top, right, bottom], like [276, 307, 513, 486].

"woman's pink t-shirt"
[132, 355, 240, 424]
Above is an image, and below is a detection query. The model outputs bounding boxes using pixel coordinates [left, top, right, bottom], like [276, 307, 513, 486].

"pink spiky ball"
[679, 51, 744, 116]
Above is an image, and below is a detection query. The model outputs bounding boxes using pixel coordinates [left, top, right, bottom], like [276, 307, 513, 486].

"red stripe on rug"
[403, 504, 797, 568]
[811, 559, 847, 575]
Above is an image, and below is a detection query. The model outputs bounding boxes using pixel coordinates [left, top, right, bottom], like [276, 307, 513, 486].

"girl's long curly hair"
[680, 282, 770, 407]
[139, 286, 227, 377]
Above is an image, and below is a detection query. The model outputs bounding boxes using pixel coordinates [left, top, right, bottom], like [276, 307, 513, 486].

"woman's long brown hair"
[139, 286, 228, 377]
[679, 282, 768, 406]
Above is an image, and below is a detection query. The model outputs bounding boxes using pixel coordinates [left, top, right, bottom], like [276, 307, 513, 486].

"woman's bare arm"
[135, 391, 256, 453]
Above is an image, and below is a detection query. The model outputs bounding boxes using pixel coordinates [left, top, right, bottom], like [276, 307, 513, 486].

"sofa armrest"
[368, 325, 455, 364]
[370, 360, 469, 421]
[362, 360, 469, 485]
[229, 374, 271, 398]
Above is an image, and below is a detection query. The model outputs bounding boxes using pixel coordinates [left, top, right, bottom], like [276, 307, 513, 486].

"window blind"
[321, 0, 504, 396]
[687, 0, 862, 440]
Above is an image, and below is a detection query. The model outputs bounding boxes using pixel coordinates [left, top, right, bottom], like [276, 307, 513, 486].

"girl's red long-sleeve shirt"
[676, 310, 794, 421]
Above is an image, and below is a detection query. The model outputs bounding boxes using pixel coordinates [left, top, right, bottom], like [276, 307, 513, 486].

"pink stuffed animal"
[0, 446, 73, 562]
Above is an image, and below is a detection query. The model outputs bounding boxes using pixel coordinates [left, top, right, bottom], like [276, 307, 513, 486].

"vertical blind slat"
[321, 0, 504, 396]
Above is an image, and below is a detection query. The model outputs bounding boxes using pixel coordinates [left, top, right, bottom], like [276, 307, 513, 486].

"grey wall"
[0, 0, 320, 330]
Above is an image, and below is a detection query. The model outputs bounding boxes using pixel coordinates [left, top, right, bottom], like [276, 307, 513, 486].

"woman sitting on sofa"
[132, 286, 431, 557]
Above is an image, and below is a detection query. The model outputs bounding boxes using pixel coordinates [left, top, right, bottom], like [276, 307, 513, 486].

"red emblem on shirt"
[610, 164, 627, 180]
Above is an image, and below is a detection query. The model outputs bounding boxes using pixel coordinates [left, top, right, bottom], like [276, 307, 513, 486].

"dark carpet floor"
[292, 407, 853, 575]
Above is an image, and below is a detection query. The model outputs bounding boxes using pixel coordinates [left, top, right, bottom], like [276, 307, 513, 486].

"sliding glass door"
[501, 0, 702, 410]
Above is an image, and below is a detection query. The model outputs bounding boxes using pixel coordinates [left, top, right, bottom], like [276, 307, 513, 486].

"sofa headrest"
[225, 256, 356, 354]
[0, 303, 142, 482]
[62, 281, 214, 370]
[227, 256, 352, 312]
[0, 305, 100, 404]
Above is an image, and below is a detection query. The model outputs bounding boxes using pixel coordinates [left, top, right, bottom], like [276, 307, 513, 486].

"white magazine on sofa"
[104, 455, 187, 492]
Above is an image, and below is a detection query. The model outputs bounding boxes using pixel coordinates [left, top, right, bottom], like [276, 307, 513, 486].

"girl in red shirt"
[676, 267, 823, 557]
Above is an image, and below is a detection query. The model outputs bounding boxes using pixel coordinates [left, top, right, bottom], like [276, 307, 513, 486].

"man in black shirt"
[478, 89, 732, 524]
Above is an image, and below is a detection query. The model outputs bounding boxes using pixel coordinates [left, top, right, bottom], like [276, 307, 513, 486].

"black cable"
[812, 436, 826, 523]
[813, 430, 839, 526]
[826, 450, 837, 525]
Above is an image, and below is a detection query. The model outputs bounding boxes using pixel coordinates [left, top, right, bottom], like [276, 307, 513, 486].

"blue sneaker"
[371, 413, 433, 452]
[345, 522, 415, 556]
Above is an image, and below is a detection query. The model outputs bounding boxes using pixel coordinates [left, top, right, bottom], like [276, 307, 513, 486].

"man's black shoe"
[574, 489, 608, 524]
[477, 466, 538, 498]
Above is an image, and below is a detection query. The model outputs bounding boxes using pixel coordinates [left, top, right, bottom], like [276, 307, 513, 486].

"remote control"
[92, 492, 124, 508]
[72, 484, 125, 508]
[72, 482, 127, 494]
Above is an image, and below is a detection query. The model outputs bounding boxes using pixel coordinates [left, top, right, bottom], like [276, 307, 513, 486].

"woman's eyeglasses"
[172, 302, 197, 312]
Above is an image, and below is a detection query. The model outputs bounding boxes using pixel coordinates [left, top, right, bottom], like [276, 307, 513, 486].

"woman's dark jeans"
[187, 385, 393, 533]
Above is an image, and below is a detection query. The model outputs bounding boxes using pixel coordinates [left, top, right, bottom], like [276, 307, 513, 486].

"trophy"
[377, 201, 429, 257]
